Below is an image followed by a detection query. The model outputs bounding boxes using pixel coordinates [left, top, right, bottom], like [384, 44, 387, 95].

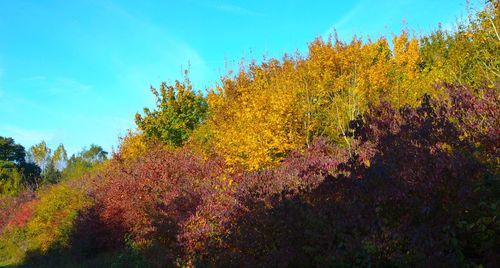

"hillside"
[0, 1, 499, 267]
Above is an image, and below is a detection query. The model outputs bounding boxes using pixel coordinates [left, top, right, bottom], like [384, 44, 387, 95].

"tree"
[19, 162, 42, 189]
[207, 58, 305, 170]
[53, 144, 68, 171]
[27, 141, 61, 185]
[0, 137, 26, 165]
[419, 0, 500, 90]
[135, 73, 208, 147]
[61, 145, 108, 181]
[81, 145, 107, 163]
[28, 142, 51, 171]
[0, 161, 23, 196]
[41, 160, 60, 185]
[117, 131, 147, 160]
[0, 137, 41, 193]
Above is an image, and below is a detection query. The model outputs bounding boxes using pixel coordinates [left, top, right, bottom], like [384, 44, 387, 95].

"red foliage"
[0, 191, 35, 232]
[445, 84, 500, 168]
[92, 146, 226, 265]
[179, 138, 347, 262]
[7, 200, 37, 228]
[88, 85, 498, 267]
[183, 87, 499, 267]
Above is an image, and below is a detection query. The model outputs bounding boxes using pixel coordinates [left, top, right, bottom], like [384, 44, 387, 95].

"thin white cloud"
[323, 1, 365, 38]
[322, 0, 420, 41]
[95, 1, 212, 89]
[24, 76, 93, 96]
[0, 126, 56, 148]
[48, 77, 93, 95]
[214, 4, 265, 17]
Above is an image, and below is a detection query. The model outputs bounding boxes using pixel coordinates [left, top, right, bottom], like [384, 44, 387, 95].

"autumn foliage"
[0, 1, 499, 267]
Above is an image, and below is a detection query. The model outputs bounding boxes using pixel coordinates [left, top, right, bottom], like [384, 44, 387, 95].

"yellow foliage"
[207, 59, 305, 170]
[128, 2, 499, 172]
[26, 184, 92, 252]
[205, 32, 434, 170]
[0, 183, 92, 265]
[119, 130, 148, 160]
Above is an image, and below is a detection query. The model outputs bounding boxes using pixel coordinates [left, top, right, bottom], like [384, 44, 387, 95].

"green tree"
[61, 145, 108, 181]
[0, 137, 26, 165]
[135, 74, 208, 147]
[41, 160, 60, 185]
[19, 162, 42, 189]
[27, 142, 59, 185]
[0, 161, 22, 196]
[0, 136, 41, 193]
[420, 0, 500, 90]
[81, 144, 107, 163]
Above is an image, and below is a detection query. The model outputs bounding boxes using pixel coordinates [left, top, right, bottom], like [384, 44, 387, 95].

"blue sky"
[0, 0, 482, 155]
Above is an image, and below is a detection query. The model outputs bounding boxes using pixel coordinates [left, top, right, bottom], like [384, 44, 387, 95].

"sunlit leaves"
[118, 131, 147, 160]
[0, 1, 499, 266]
[28, 141, 52, 171]
[0, 161, 23, 196]
[136, 75, 208, 147]
[0, 183, 92, 265]
[207, 59, 305, 170]
[53, 144, 68, 170]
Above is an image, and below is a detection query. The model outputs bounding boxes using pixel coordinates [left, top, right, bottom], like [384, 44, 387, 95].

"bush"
[0, 183, 92, 266]
[92, 146, 226, 266]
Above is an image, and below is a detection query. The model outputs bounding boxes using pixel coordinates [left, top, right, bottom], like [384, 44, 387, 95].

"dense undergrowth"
[0, 1, 499, 267]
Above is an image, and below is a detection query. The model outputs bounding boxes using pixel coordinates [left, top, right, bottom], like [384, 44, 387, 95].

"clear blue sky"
[0, 0, 483, 155]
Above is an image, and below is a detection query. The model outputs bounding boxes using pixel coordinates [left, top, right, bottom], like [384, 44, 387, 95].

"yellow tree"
[207, 58, 305, 170]
[389, 31, 423, 107]
[302, 36, 394, 152]
[118, 131, 147, 160]
[28, 142, 52, 171]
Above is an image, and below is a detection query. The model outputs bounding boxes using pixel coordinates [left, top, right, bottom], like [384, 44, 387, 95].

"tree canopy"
[135, 75, 208, 147]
